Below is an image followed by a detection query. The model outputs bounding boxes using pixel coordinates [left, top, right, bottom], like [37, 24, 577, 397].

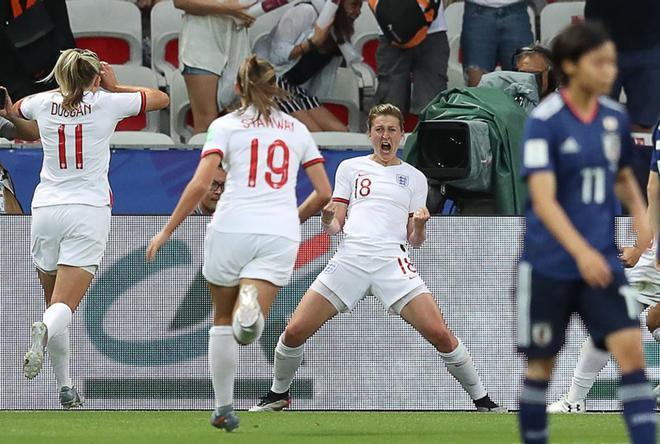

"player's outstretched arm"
[2, 88, 39, 141]
[407, 207, 430, 247]
[528, 171, 612, 288]
[298, 162, 332, 224]
[616, 167, 652, 254]
[146, 153, 220, 262]
[99, 62, 169, 112]
[647, 171, 659, 240]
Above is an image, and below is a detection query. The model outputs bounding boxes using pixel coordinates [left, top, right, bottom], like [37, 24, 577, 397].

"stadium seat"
[318, 68, 361, 132]
[66, 0, 142, 65]
[352, 2, 380, 74]
[187, 132, 208, 146]
[109, 131, 175, 147]
[540, 1, 585, 45]
[312, 132, 371, 151]
[169, 69, 194, 143]
[111, 65, 161, 132]
[151, 0, 183, 78]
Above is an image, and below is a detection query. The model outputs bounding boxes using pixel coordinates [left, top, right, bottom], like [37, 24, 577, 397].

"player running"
[146, 55, 332, 432]
[547, 121, 660, 414]
[251, 103, 505, 413]
[19, 49, 169, 407]
[516, 23, 655, 443]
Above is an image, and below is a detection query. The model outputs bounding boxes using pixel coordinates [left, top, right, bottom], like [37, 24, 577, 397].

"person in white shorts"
[548, 128, 660, 413]
[19, 49, 169, 407]
[146, 55, 332, 433]
[251, 103, 506, 413]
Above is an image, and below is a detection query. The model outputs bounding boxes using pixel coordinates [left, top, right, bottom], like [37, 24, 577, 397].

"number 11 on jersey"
[57, 124, 84, 169]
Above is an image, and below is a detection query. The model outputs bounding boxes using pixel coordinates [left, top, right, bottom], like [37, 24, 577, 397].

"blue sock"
[619, 370, 656, 444]
[518, 378, 549, 444]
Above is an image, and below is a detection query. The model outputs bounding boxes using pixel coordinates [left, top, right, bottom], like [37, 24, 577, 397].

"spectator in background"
[461, 0, 534, 87]
[193, 166, 226, 215]
[175, 0, 255, 134]
[513, 44, 557, 99]
[585, 0, 660, 132]
[373, 1, 449, 117]
[0, 0, 75, 100]
[0, 87, 40, 141]
[255, 0, 361, 132]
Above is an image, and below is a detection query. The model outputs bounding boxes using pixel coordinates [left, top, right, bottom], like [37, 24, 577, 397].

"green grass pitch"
[0, 411, 634, 443]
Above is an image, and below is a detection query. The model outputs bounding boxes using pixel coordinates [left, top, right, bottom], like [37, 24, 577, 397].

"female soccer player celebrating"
[146, 55, 332, 432]
[516, 23, 655, 443]
[252, 103, 504, 413]
[20, 48, 169, 407]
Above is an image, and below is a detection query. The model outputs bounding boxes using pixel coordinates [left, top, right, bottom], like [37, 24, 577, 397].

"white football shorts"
[310, 252, 430, 315]
[31, 204, 111, 273]
[626, 248, 660, 306]
[202, 230, 299, 287]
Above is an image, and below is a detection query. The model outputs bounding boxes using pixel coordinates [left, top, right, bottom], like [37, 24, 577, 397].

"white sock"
[43, 303, 72, 344]
[270, 334, 304, 394]
[208, 326, 238, 408]
[232, 311, 264, 346]
[567, 337, 610, 403]
[652, 328, 660, 343]
[439, 339, 487, 401]
[47, 327, 72, 390]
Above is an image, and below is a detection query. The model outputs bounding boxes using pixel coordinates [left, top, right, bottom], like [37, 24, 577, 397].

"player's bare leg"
[24, 266, 92, 408]
[606, 327, 656, 442]
[400, 292, 505, 412]
[645, 304, 660, 402]
[183, 73, 220, 134]
[208, 284, 240, 432]
[251, 289, 338, 412]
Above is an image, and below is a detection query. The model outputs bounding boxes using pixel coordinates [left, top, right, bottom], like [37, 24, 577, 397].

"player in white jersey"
[548, 126, 660, 414]
[145, 56, 332, 432]
[19, 49, 169, 408]
[251, 104, 505, 413]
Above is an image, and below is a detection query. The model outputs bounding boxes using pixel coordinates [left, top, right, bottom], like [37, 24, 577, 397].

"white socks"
[271, 334, 304, 394]
[42, 303, 72, 343]
[438, 339, 487, 401]
[47, 327, 72, 390]
[232, 312, 264, 346]
[208, 326, 238, 408]
[567, 337, 610, 403]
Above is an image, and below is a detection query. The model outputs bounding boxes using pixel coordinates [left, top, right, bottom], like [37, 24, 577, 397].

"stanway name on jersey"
[241, 117, 294, 132]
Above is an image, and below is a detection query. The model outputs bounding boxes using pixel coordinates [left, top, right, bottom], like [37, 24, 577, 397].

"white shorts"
[31, 204, 111, 273]
[310, 252, 430, 315]
[626, 248, 660, 306]
[202, 230, 299, 287]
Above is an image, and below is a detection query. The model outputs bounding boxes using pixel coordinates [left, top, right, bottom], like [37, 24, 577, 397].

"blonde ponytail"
[41, 49, 101, 111]
[236, 55, 288, 123]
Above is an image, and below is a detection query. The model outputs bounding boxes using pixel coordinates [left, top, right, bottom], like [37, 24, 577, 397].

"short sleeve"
[409, 171, 428, 215]
[18, 94, 41, 120]
[201, 120, 228, 160]
[331, 160, 351, 205]
[651, 121, 660, 173]
[618, 112, 633, 170]
[520, 116, 556, 179]
[106, 91, 146, 120]
[300, 131, 324, 169]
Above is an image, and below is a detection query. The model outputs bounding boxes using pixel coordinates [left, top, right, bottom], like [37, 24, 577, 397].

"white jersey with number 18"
[331, 156, 428, 257]
[20, 89, 145, 209]
[202, 106, 324, 242]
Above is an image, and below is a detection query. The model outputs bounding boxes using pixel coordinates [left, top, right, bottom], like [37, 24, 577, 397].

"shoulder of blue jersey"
[597, 95, 625, 113]
[530, 93, 564, 121]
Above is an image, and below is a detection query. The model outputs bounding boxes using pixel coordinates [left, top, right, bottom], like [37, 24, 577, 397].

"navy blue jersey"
[652, 120, 659, 173]
[521, 91, 633, 279]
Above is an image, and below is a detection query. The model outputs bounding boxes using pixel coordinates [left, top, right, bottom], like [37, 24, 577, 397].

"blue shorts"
[181, 64, 217, 76]
[612, 44, 660, 128]
[516, 262, 638, 359]
[460, 1, 534, 72]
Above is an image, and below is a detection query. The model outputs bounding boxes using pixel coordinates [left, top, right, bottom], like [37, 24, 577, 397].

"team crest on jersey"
[396, 174, 409, 187]
[324, 263, 337, 274]
[603, 116, 618, 132]
[603, 132, 621, 171]
[532, 322, 553, 347]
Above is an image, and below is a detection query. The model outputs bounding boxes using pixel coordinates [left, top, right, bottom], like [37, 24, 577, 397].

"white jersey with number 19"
[20, 89, 145, 209]
[202, 106, 324, 242]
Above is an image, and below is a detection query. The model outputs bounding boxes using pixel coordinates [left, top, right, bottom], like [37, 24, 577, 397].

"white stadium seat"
[169, 69, 193, 143]
[312, 132, 371, 151]
[187, 132, 208, 146]
[318, 67, 361, 132]
[109, 131, 175, 147]
[66, 0, 143, 65]
[111, 65, 162, 133]
[151, 0, 183, 78]
[540, 1, 585, 45]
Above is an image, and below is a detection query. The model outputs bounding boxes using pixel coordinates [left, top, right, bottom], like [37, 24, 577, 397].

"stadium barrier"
[1, 215, 655, 410]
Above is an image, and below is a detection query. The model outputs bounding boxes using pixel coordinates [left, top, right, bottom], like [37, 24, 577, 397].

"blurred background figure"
[461, 0, 534, 87]
[193, 166, 226, 215]
[513, 44, 558, 99]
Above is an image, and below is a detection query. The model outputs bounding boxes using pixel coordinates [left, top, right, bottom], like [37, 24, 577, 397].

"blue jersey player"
[516, 23, 654, 444]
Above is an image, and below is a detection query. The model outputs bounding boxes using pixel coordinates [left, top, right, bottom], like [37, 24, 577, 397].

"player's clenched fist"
[321, 201, 338, 224]
[412, 207, 430, 227]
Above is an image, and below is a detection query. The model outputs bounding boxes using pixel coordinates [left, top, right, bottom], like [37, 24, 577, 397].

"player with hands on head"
[145, 55, 332, 432]
[515, 23, 655, 443]
[19, 48, 168, 408]
[251, 103, 505, 413]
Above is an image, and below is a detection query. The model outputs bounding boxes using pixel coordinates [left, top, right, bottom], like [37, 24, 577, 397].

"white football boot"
[547, 395, 586, 413]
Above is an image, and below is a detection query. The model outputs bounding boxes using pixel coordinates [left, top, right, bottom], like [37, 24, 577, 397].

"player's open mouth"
[381, 142, 392, 154]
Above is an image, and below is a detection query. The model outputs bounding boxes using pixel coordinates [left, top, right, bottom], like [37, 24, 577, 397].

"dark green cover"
[403, 87, 528, 214]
